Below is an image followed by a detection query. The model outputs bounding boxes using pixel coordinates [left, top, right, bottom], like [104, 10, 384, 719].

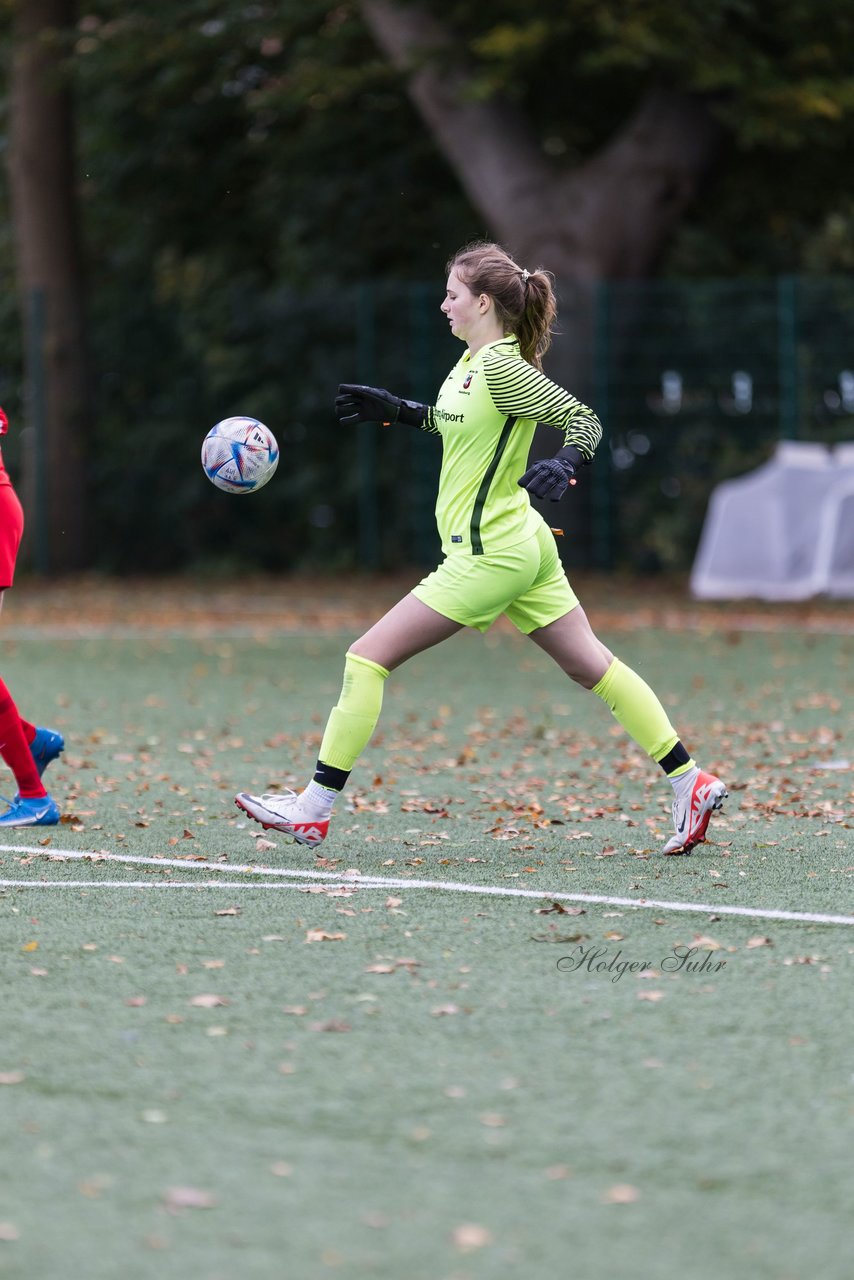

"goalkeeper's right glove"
[335, 383, 427, 428]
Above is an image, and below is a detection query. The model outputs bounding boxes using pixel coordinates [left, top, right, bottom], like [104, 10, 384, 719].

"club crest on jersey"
[462, 371, 474, 390]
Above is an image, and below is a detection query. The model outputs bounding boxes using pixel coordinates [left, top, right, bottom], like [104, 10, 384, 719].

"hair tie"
[521, 269, 530, 283]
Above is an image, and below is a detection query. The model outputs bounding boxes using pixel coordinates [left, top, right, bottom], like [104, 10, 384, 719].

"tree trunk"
[358, 0, 725, 561]
[360, 0, 723, 286]
[359, 1, 722, 361]
[6, 0, 90, 572]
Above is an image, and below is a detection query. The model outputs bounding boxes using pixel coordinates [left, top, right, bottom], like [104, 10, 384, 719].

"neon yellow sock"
[317, 651, 390, 772]
[592, 657, 694, 770]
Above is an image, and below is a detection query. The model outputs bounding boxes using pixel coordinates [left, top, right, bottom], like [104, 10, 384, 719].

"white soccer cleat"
[234, 789, 329, 848]
[662, 770, 728, 855]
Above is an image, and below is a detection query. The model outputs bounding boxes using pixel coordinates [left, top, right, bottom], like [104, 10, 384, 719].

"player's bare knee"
[567, 649, 612, 689]
[569, 667, 602, 691]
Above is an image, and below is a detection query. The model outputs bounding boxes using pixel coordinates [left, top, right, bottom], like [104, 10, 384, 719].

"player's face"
[441, 271, 487, 343]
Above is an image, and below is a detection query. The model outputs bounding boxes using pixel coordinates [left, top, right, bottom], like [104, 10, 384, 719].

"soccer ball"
[201, 417, 279, 494]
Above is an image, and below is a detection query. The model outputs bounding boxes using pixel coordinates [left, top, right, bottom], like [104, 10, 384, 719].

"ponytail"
[515, 269, 557, 370]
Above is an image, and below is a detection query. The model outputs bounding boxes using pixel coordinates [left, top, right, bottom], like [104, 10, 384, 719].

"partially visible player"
[0, 405, 63, 827]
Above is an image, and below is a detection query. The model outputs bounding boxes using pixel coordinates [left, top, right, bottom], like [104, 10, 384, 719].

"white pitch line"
[1, 843, 852, 926]
[0, 880, 337, 890]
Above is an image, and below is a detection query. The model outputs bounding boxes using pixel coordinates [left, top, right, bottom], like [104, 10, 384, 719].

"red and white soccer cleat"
[234, 789, 329, 848]
[662, 770, 728, 855]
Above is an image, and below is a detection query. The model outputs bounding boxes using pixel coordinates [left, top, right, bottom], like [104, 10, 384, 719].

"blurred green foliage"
[1, 0, 853, 572]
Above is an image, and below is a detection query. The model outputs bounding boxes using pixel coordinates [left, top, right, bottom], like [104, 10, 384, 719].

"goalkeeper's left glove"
[518, 444, 585, 502]
[335, 383, 427, 428]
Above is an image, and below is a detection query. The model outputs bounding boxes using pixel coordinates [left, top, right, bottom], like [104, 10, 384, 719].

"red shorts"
[0, 483, 24, 590]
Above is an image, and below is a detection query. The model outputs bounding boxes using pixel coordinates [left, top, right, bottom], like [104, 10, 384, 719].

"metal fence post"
[356, 283, 379, 569]
[409, 282, 436, 565]
[592, 280, 612, 569]
[25, 287, 50, 574]
[777, 275, 799, 439]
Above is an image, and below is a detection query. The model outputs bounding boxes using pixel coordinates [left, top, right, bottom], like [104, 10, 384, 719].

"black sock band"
[313, 761, 350, 792]
[658, 741, 691, 775]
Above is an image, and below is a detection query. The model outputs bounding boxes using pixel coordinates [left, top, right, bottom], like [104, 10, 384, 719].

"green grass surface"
[0, 618, 852, 1279]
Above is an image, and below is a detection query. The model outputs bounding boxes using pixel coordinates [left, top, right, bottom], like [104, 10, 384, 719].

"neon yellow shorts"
[412, 522, 579, 634]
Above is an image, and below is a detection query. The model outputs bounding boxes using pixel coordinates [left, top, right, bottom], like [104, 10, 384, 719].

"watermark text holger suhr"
[556, 944, 726, 982]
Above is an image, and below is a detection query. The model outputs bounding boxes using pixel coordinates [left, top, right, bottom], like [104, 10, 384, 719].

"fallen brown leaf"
[536, 902, 585, 916]
[163, 1186, 217, 1213]
[602, 1184, 641, 1204]
[452, 1223, 493, 1252]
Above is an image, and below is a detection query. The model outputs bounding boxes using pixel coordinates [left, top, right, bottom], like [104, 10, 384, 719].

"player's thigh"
[348, 593, 464, 671]
[528, 604, 613, 688]
[0, 485, 24, 591]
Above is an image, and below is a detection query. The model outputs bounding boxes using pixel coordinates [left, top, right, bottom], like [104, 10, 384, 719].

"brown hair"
[446, 241, 557, 369]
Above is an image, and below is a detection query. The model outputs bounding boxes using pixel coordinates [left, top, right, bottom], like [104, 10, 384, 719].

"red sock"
[19, 718, 36, 743]
[0, 679, 45, 798]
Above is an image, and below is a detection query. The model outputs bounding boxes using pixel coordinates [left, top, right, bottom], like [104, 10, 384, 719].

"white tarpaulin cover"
[690, 441, 854, 600]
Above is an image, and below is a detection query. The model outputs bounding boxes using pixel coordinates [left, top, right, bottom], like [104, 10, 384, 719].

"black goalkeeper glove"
[518, 444, 585, 502]
[335, 383, 427, 429]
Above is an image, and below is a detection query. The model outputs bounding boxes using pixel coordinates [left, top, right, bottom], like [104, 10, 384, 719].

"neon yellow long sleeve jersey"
[420, 336, 602, 557]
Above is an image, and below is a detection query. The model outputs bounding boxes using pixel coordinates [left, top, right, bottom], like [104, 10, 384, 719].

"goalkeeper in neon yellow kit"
[236, 242, 726, 856]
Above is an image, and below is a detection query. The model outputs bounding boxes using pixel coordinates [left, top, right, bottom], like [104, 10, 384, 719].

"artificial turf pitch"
[0, 606, 851, 1279]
